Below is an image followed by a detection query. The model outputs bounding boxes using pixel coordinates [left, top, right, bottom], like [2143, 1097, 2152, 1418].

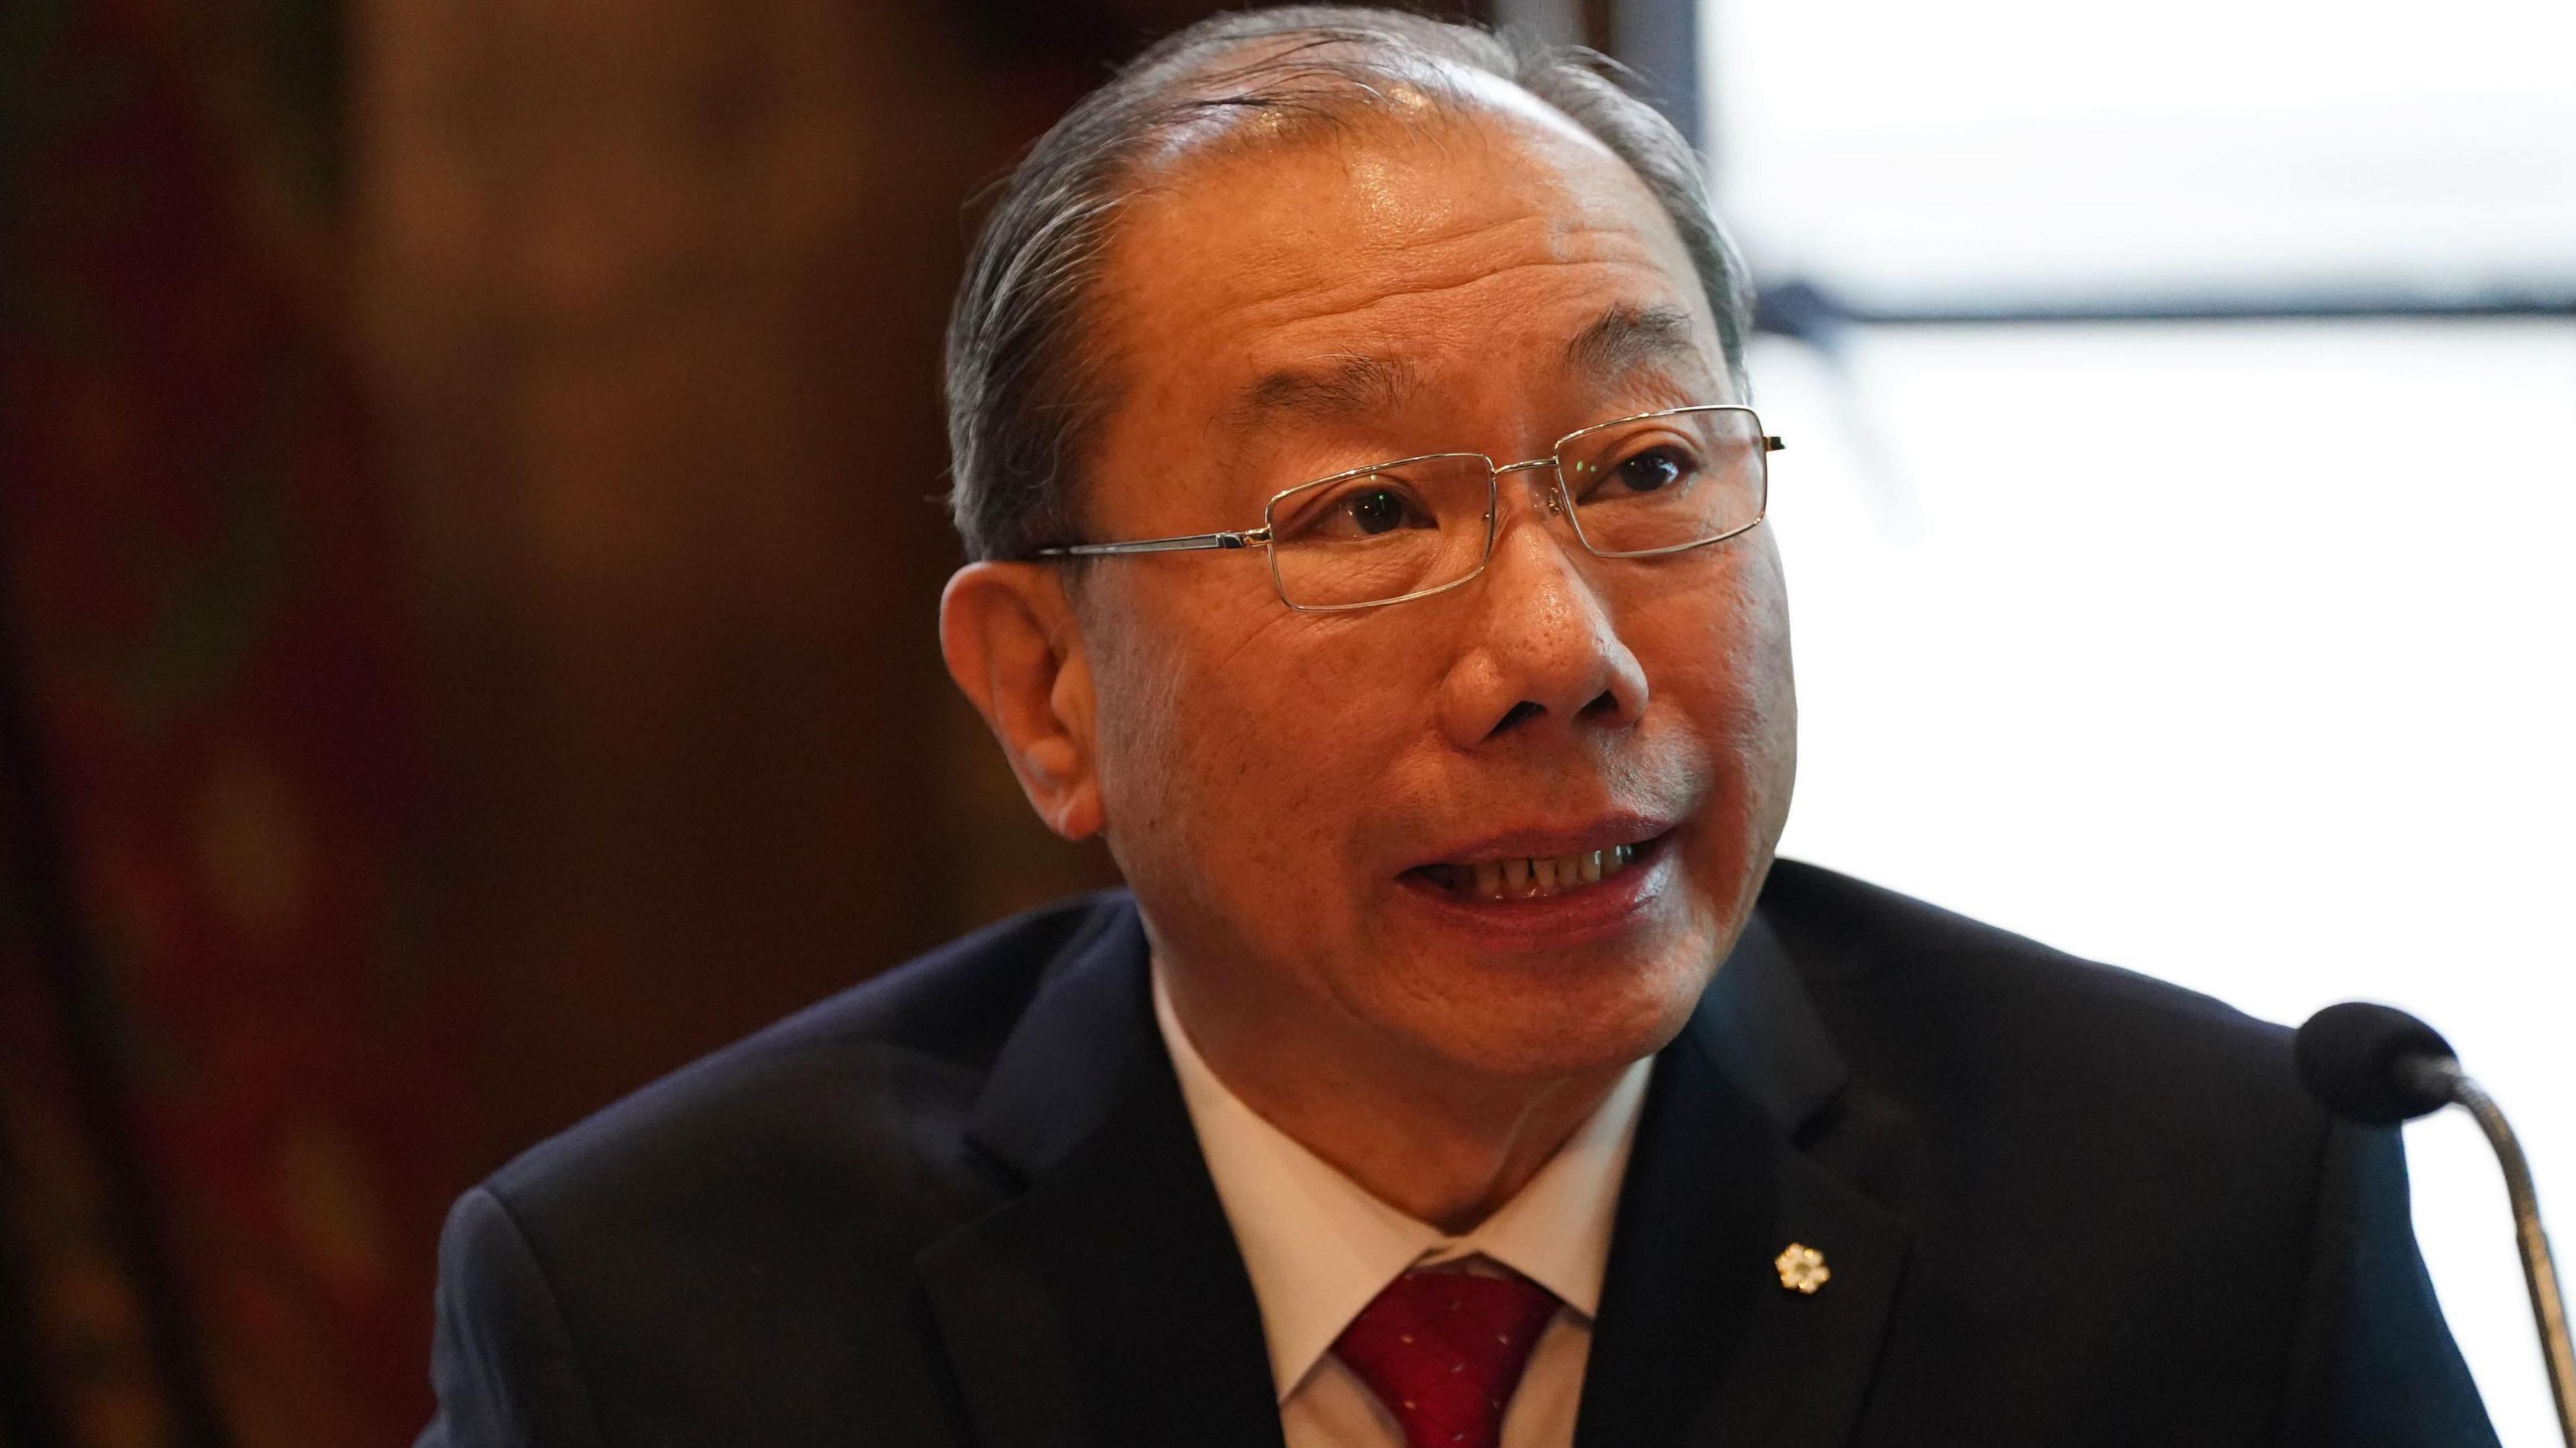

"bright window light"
[1708, 1, 2576, 1439]
[1756, 315, 2575, 1447]
[1707, 0, 2576, 308]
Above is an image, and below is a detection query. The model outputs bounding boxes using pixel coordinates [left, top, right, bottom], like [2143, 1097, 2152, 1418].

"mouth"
[1403, 830, 1671, 903]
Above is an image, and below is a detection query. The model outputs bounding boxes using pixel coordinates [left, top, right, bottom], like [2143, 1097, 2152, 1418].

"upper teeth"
[1458, 844, 1640, 901]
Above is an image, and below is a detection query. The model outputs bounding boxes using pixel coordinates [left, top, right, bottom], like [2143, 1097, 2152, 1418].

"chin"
[1405, 934, 1715, 1084]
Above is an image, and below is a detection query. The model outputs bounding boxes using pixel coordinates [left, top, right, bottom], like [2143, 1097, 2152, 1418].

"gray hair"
[943, 5, 1753, 563]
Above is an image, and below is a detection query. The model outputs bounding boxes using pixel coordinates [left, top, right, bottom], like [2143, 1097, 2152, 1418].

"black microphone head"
[2294, 1001, 2459, 1125]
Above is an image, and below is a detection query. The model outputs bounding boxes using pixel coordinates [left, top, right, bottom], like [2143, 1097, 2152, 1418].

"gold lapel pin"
[1775, 1242, 1831, 1294]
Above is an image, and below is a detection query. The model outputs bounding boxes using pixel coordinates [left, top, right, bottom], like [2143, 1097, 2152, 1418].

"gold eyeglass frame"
[1030, 403, 1785, 613]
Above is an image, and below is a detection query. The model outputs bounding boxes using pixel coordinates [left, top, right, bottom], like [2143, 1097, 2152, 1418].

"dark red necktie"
[1332, 1268, 1562, 1448]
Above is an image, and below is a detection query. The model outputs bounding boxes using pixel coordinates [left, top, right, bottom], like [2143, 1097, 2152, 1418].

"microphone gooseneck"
[2295, 1003, 2576, 1447]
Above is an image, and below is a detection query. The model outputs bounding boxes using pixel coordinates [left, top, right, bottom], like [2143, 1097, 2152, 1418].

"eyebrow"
[1222, 302, 1703, 435]
[1562, 302, 1703, 380]
[1227, 353, 1417, 433]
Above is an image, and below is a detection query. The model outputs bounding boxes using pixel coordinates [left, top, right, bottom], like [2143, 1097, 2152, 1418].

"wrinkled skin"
[941, 93, 1795, 1228]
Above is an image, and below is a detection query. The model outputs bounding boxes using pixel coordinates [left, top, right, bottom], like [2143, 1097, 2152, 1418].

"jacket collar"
[959, 898, 1157, 1182]
[1689, 909, 1851, 1136]
[920, 891, 1907, 1448]
[963, 897, 1851, 1178]
[921, 897, 1285, 1448]
[1577, 908, 1910, 1448]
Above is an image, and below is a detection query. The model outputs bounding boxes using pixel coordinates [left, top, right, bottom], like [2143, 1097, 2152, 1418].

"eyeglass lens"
[1264, 407, 1768, 610]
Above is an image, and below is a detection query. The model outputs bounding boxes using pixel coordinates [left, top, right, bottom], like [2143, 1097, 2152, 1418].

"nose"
[1434, 466, 1650, 748]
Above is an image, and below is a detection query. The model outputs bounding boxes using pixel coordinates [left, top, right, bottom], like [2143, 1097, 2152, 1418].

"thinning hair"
[943, 5, 1754, 563]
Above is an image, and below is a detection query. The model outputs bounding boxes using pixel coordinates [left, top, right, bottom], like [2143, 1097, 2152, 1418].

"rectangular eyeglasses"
[1030, 404, 1784, 612]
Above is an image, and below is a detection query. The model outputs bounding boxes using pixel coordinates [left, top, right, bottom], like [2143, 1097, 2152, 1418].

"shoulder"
[478, 889, 1137, 1249]
[421, 892, 1141, 1437]
[1759, 856, 2299, 1091]
[1755, 858, 2323, 1205]
[1750, 862, 2491, 1437]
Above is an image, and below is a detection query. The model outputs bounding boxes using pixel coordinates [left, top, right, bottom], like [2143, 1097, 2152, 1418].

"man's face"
[1070, 99, 1795, 1085]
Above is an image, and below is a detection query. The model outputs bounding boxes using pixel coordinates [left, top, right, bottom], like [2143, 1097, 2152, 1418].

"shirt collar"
[1152, 967, 1654, 1403]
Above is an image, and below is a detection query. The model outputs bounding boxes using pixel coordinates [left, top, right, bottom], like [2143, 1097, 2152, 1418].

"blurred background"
[0, 0, 2566, 1443]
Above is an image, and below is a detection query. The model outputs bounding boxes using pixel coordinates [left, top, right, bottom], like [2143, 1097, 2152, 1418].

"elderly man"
[420, 8, 2496, 1446]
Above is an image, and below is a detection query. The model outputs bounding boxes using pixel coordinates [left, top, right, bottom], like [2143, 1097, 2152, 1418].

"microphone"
[2295, 1002, 2576, 1446]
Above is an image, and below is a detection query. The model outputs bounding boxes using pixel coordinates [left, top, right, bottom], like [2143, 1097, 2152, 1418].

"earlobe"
[939, 563, 1104, 842]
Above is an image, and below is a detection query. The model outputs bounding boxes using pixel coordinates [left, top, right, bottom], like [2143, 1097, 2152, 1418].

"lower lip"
[1391, 835, 1676, 952]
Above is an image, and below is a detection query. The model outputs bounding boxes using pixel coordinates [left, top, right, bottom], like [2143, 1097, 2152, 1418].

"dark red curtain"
[1, 0, 479, 1441]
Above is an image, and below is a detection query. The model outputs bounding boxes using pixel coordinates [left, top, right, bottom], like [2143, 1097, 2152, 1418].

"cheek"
[1724, 557, 1797, 759]
[1705, 546, 1799, 844]
[1637, 546, 1794, 744]
[1196, 620, 1440, 845]
[1623, 547, 1797, 874]
[1089, 577, 1419, 891]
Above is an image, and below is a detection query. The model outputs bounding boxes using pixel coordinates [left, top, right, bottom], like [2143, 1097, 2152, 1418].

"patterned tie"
[1332, 1268, 1562, 1448]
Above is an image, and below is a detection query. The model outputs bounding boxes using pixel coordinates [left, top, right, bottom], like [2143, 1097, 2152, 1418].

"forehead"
[1090, 101, 1722, 449]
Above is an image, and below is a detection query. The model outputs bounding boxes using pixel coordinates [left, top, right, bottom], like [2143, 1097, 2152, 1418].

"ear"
[940, 562, 1104, 841]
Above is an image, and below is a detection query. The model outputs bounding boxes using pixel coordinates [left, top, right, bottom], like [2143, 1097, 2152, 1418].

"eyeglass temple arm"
[1033, 526, 1274, 558]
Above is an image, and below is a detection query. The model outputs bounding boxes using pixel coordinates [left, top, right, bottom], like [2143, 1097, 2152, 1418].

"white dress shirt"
[1151, 970, 1654, 1448]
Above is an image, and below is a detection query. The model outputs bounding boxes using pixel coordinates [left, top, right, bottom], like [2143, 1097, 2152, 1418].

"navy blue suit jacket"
[419, 860, 2496, 1445]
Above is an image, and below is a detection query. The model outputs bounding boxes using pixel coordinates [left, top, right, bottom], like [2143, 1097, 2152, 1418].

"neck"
[1159, 962, 1633, 1235]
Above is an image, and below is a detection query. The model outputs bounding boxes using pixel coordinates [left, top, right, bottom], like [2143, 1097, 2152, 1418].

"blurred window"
[1708, 0, 2576, 311]
[1702, 2, 2576, 1441]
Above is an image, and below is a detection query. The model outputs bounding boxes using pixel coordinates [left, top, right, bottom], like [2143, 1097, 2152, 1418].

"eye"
[1276, 474, 1443, 543]
[1613, 443, 1694, 495]
[1343, 486, 1409, 535]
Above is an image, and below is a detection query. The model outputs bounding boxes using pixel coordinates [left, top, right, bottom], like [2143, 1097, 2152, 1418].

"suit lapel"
[1576, 914, 1911, 1448]
[914, 904, 1284, 1448]
[913, 895, 1909, 1448]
